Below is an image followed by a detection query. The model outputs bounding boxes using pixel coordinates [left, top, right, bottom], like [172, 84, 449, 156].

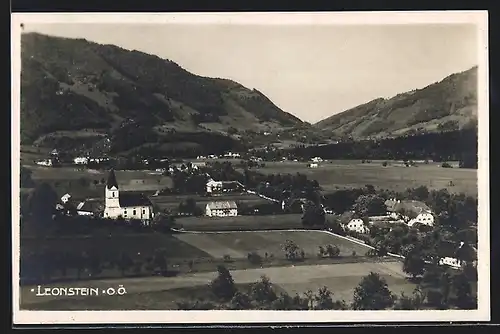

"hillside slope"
[20, 33, 303, 154]
[314, 67, 478, 139]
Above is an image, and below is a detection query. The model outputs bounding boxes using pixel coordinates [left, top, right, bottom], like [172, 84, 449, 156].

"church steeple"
[106, 169, 119, 189]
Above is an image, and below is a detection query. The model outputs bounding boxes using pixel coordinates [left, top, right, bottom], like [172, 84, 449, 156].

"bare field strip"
[20, 261, 413, 310]
[175, 214, 304, 231]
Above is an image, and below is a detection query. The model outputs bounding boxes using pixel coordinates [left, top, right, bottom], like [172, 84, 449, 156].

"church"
[103, 169, 155, 222]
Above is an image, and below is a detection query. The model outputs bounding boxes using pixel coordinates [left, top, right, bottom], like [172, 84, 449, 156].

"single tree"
[250, 275, 277, 304]
[403, 252, 425, 279]
[229, 291, 253, 310]
[352, 272, 395, 310]
[452, 272, 476, 309]
[210, 265, 237, 301]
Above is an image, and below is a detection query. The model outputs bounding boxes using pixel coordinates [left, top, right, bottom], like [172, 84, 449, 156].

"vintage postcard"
[11, 11, 489, 325]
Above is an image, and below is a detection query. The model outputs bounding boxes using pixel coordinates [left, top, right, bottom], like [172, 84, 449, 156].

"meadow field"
[243, 160, 477, 196]
[175, 214, 304, 231]
[20, 230, 413, 310]
[24, 165, 173, 198]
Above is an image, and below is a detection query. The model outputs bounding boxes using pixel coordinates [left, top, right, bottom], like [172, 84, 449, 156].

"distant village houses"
[205, 201, 238, 217]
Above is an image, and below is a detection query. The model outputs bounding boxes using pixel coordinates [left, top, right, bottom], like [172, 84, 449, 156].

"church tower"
[104, 169, 121, 217]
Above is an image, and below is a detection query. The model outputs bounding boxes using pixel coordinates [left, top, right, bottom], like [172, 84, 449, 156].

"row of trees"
[177, 263, 476, 310]
[20, 246, 174, 285]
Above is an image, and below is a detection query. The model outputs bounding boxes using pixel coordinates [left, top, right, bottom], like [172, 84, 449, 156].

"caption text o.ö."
[30, 285, 127, 297]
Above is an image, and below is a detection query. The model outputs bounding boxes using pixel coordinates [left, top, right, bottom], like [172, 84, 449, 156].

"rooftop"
[206, 201, 238, 210]
[106, 169, 119, 189]
[119, 192, 153, 208]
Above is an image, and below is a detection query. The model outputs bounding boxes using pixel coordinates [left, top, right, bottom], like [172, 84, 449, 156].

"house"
[437, 241, 478, 269]
[35, 159, 53, 167]
[346, 218, 369, 234]
[61, 193, 71, 204]
[74, 157, 89, 165]
[407, 212, 435, 227]
[206, 179, 244, 194]
[205, 201, 238, 217]
[191, 161, 207, 169]
[76, 201, 95, 216]
[103, 169, 155, 222]
[311, 157, 323, 163]
[50, 149, 59, 157]
[385, 199, 434, 226]
[224, 152, 241, 159]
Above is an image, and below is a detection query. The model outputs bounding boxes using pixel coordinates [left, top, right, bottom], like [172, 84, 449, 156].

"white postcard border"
[11, 11, 490, 325]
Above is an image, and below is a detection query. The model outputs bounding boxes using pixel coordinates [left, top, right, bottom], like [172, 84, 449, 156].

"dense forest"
[287, 129, 477, 167]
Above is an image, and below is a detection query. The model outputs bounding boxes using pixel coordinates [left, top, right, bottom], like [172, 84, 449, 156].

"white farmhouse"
[61, 193, 72, 204]
[76, 201, 95, 216]
[103, 169, 155, 222]
[437, 241, 478, 269]
[35, 159, 53, 167]
[408, 212, 435, 227]
[74, 157, 89, 165]
[346, 218, 369, 234]
[205, 201, 238, 217]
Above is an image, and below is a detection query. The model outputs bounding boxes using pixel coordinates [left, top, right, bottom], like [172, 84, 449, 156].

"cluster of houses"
[206, 178, 245, 195]
[35, 148, 112, 168]
[34, 149, 61, 167]
[196, 151, 242, 160]
[343, 198, 435, 234]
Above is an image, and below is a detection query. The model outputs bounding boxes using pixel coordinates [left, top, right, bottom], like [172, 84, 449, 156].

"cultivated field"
[244, 160, 477, 196]
[173, 230, 370, 258]
[175, 214, 304, 231]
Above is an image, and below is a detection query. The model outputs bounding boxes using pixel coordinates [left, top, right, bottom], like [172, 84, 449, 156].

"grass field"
[175, 214, 304, 231]
[246, 160, 477, 196]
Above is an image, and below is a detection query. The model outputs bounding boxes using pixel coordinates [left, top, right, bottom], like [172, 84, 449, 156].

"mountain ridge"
[314, 66, 478, 139]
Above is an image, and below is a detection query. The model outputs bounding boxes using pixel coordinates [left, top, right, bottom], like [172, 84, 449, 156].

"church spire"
[106, 169, 119, 189]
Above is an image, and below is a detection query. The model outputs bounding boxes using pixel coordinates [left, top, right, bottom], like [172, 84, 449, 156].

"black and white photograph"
[11, 12, 489, 324]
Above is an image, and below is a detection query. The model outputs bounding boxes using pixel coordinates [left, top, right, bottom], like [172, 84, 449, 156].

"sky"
[21, 22, 478, 123]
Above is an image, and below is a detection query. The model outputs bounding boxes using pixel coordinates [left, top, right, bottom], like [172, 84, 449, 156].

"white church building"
[103, 169, 155, 222]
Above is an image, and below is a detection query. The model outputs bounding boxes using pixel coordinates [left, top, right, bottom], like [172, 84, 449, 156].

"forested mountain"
[20, 33, 304, 155]
[315, 67, 478, 140]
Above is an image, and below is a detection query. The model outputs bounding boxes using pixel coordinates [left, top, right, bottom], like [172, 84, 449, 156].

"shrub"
[247, 252, 263, 265]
